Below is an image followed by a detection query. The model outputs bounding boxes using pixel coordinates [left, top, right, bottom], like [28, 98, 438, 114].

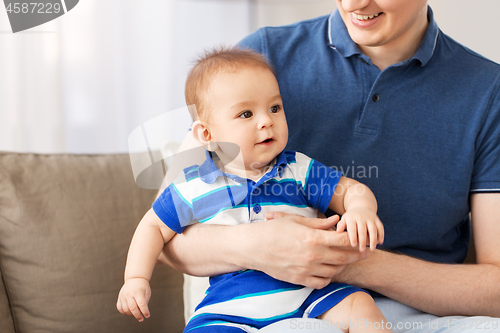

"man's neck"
[359, 14, 429, 71]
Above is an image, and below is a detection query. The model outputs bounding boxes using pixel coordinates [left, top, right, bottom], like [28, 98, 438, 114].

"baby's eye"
[238, 110, 253, 118]
[270, 105, 282, 113]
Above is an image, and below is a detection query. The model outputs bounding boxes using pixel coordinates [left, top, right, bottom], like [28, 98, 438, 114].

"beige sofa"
[0, 152, 185, 333]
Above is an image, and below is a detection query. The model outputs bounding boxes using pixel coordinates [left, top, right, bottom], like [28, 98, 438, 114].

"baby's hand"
[336, 208, 384, 252]
[116, 278, 152, 322]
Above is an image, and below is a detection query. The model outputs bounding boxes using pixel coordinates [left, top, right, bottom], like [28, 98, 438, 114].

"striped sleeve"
[292, 152, 342, 214]
[152, 183, 194, 234]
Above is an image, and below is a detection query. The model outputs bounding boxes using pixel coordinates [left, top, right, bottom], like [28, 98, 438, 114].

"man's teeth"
[352, 13, 380, 20]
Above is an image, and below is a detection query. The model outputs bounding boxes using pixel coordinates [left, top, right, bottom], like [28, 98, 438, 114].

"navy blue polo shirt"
[239, 7, 500, 264]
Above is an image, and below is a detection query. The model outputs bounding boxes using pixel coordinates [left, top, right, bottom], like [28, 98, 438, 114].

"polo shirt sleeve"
[238, 29, 267, 57]
[152, 183, 194, 234]
[293, 152, 342, 214]
[471, 85, 500, 193]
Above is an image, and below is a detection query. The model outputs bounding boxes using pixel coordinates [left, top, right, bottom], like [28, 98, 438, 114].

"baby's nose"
[258, 113, 273, 128]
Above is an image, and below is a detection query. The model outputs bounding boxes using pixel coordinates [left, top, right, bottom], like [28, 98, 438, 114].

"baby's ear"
[191, 120, 211, 146]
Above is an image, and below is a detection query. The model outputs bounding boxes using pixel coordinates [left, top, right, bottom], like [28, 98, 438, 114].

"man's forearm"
[343, 249, 500, 317]
[159, 214, 367, 289]
[161, 224, 245, 276]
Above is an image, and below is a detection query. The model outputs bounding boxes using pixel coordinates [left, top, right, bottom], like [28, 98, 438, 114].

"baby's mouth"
[258, 138, 274, 145]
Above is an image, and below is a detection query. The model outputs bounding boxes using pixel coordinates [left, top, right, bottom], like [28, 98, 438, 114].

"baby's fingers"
[376, 218, 385, 245]
[127, 297, 148, 322]
[117, 295, 132, 316]
[345, 220, 358, 249]
[117, 298, 124, 315]
[336, 219, 346, 233]
[118, 299, 133, 316]
[137, 297, 151, 320]
[367, 221, 379, 250]
[356, 222, 367, 252]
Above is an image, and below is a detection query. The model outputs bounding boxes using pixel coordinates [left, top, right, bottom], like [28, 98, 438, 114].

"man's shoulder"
[262, 14, 330, 33]
[438, 31, 500, 73]
[238, 14, 331, 52]
[260, 14, 331, 43]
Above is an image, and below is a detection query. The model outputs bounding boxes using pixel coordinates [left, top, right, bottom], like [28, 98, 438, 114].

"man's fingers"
[336, 219, 346, 233]
[301, 264, 349, 288]
[303, 276, 335, 290]
[308, 263, 346, 279]
[318, 228, 355, 249]
[266, 212, 340, 230]
[314, 230, 367, 266]
[315, 215, 340, 230]
[240, 213, 369, 287]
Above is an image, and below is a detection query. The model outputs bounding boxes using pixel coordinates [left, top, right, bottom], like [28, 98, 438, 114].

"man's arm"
[335, 192, 500, 317]
[161, 214, 367, 289]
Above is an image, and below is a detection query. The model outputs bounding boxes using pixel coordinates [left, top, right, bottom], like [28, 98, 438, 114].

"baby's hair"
[185, 46, 274, 122]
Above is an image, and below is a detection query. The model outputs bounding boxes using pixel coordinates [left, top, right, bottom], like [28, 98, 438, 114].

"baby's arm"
[117, 208, 175, 322]
[329, 177, 384, 251]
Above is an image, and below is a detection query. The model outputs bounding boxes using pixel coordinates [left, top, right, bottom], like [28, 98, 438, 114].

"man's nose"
[340, 0, 372, 13]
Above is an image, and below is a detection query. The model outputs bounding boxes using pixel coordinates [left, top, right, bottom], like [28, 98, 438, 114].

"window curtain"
[0, 0, 254, 153]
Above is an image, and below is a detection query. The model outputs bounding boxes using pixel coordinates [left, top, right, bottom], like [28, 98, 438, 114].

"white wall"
[428, 0, 500, 64]
[255, 0, 336, 28]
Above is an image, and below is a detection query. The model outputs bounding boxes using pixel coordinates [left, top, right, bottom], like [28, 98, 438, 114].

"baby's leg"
[319, 292, 392, 333]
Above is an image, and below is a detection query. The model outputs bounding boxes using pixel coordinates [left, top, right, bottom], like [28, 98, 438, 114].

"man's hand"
[249, 212, 368, 289]
[159, 212, 368, 289]
[116, 278, 152, 322]
[336, 208, 384, 252]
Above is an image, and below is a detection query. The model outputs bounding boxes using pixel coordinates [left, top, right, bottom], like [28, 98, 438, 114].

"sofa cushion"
[0, 152, 184, 333]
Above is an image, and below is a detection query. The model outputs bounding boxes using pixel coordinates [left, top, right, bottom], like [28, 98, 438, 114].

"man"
[161, 1, 500, 331]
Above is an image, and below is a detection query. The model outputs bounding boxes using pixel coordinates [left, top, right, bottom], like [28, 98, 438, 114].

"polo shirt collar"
[327, 10, 361, 58]
[268, 150, 288, 179]
[199, 150, 226, 184]
[410, 6, 439, 67]
[198, 150, 288, 184]
[327, 6, 439, 67]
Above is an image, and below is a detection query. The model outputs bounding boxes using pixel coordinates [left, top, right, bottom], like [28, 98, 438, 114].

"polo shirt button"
[253, 204, 261, 214]
[361, 58, 368, 64]
[253, 189, 259, 194]
[372, 94, 380, 102]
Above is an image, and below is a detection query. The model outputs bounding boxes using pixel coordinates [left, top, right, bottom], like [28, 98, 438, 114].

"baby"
[117, 47, 391, 333]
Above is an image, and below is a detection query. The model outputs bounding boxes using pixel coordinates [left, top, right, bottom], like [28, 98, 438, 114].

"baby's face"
[207, 67, 288, 172]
